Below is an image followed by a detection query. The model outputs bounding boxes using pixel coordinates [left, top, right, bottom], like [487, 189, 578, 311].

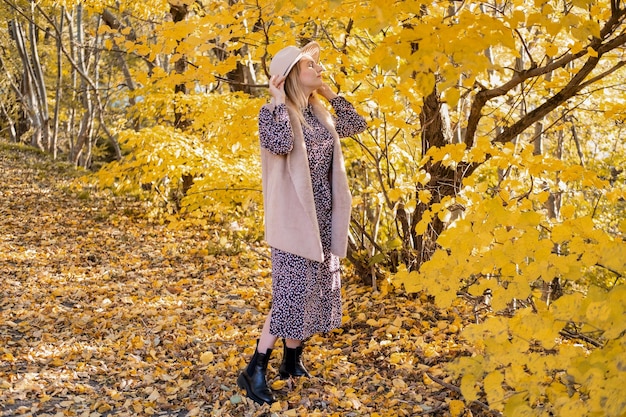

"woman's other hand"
[269, 75, 286, 104]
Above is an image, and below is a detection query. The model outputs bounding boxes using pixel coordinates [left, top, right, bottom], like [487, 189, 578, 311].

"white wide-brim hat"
[269, 41, 321, 77]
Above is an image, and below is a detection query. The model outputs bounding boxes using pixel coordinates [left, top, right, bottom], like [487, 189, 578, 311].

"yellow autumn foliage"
[5, 0, 621, 415]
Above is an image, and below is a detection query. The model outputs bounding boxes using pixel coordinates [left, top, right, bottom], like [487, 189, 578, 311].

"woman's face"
[297, 56, 324, 93]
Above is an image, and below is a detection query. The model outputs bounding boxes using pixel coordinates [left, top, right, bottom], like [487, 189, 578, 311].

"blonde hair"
[284, 60, 331, 128]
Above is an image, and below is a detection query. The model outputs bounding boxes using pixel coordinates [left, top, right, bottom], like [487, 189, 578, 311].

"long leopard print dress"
[258, 97, 367, 340]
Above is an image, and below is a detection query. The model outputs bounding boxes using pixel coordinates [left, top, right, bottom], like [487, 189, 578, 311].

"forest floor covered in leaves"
[0, 144, 491, 417]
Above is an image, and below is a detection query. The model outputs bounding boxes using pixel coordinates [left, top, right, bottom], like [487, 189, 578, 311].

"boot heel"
[237, 348, 275, 405]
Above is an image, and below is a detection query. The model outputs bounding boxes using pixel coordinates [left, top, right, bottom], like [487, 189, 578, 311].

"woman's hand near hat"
[269, 75, 286, 104]
[316, 82, 338, 101]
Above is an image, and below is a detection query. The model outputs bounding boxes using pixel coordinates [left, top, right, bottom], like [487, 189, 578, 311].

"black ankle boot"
[237, 348, 275, 405]
[279, 341, 311, 379]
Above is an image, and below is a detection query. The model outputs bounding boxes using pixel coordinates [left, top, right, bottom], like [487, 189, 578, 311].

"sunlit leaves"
[393, 130, 626, 415]
[12, 0, 621, 413]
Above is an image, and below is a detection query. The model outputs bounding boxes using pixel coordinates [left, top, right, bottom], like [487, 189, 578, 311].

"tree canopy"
[1, 0, 625, 415]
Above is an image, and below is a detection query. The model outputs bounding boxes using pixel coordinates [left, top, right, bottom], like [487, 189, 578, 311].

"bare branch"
[580, 60, 626, 90]
[494, 33, 626, 144]
[463, 4, 626, 147]
[515, 28, 536, 68]
[425, 372, 496, 413]
[559, 329, 603, 348]
[595, 263, 624, 278]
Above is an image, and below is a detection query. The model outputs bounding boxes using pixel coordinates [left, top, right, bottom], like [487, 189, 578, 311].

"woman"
[237, 41, 367, 405]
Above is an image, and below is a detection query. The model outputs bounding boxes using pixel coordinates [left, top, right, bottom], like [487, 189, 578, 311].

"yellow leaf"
[131, 336, 144, 349]
[570, 41, 584, 54]
[49, 357, 64, 367]
[560, 204, 576, 219]
[550, 223, 571, 243]
[449, 399, 465, 417]
[389, 352, 403, 364]
[443, 88, 460, 108]
[504, 393, 532, 416]
[552, 292, 584, 322]
[289, 0, 308, 9]
[423, 373, 434, 385]
[388, 187, 404, 201]
[418, 189, 432, 204]
[366, 318, 380, 327]
[200, 351, 214, 365]
[460, 373, 479, 402]
[585, 301, 611, 323]
[271, 380, 287, 390]
[545, 43, 559, 57]
[505, 364, 529, 391]
[415, 71, 436, 96]
[484, 370, 505, 411]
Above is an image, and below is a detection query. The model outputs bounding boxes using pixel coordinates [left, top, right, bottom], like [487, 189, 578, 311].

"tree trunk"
[169, 1, 194, 205]
[0, 101, 18, 142]
[170, 2, 190, 130]
[64, 8, 78, 159]
[0, 55, 21, 142]
[28, 2, 50, 151]
[101, 9, 138, 111]
[9, 19, 44, 149]
[70, 5, 96, 167]
[410, 87, 458, 269]
[51, 9, 65, 159]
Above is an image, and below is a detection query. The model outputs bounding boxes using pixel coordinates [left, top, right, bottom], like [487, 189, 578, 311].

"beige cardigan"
[260, 103, 352, 263]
